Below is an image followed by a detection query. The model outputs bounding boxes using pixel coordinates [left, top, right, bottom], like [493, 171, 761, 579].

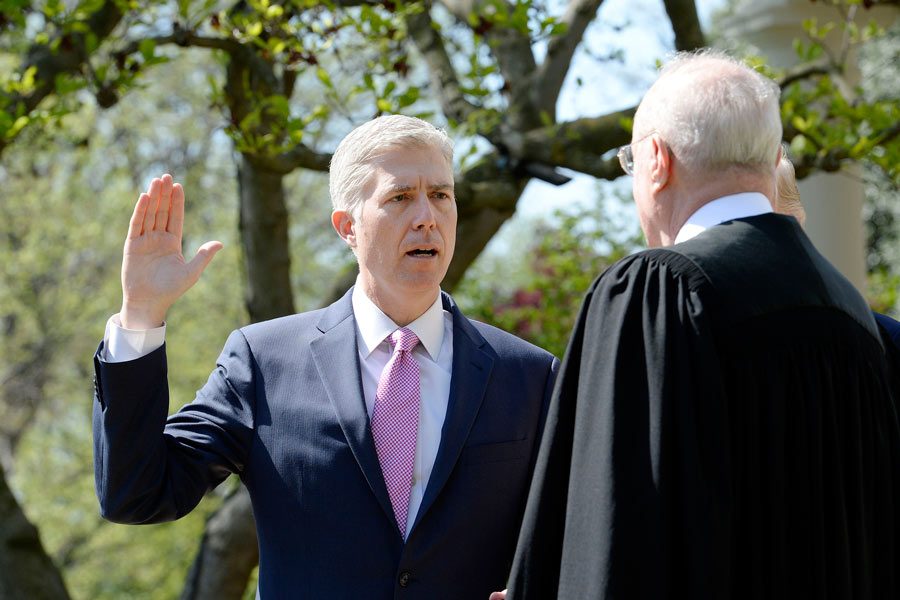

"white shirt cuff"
[103, 314, 166, 363]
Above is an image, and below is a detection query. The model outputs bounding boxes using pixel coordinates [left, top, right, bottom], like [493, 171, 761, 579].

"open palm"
[120, 174, 222, 329]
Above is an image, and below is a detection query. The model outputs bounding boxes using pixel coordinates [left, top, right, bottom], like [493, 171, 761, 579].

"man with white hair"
[504, 50, 898, 599]
[92, 115, 558, 598]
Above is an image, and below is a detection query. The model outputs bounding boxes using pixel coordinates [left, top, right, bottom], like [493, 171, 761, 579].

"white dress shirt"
[103, 281, 454, 538]
[674, 192, 773, 244]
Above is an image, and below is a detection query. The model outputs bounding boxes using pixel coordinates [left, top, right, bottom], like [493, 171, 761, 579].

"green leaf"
[802, 18, 816, 34]
[8, 115, 29, 138]
[139, 39, 156, 62]
[43, 0, 63, 18]
[316, 67, 332, 88]
[397, 87, 420, 108]
[246, 21, 263, 38]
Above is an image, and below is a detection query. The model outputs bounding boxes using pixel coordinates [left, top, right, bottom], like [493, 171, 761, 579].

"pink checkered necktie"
[371, 327, 421, 536]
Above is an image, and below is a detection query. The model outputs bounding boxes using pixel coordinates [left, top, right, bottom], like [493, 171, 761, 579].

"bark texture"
[0, 465, 71, 600]
[180, 486, 258, 600]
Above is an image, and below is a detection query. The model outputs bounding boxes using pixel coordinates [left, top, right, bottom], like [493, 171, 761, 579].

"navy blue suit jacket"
[93, 289, 558, 599]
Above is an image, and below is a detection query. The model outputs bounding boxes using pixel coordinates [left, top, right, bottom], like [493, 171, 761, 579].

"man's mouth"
[407, 248, 437, 257]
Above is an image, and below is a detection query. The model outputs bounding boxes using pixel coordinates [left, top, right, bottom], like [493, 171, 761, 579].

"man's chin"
[397, 270, 448, 294]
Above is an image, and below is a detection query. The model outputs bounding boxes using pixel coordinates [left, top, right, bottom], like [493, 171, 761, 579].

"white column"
[721, 0, 898, 293]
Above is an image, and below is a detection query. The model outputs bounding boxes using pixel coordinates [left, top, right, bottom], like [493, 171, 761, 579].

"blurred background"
[1, 0, 897, 598]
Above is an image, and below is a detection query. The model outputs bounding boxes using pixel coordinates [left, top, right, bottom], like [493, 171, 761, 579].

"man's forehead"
[368, 155, 453, 185]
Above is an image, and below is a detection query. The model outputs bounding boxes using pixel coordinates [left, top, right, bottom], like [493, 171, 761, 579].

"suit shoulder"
[468, 319, 556, 364]
[237, 308, 329, 348]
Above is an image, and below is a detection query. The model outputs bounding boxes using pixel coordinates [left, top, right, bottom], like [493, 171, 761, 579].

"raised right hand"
[119, 174, 222, 329]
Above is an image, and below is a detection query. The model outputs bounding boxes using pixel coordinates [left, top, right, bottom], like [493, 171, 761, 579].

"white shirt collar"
[674, 192, 773, 244]
[351, 279, 445, 361]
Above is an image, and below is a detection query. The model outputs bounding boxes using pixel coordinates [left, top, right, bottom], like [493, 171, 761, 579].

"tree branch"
[534, 0, 605, 117]
[406, 2, 479, 125]
[115, 28, 279, 91]
[777, 60, 834, 88]
[247, 144, 332, 174]
[517, 109, 635, 179]
[438, 0, 540, 130]
[872, 119, 900, 147]
[789, 121, 900, 180]
[0, 1, 124, 156]
[662, 0, 705, 51]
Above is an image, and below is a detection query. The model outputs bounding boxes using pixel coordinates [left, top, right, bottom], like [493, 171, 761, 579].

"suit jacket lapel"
[412, 293, 494, 532]
[309, 288, 396, 529]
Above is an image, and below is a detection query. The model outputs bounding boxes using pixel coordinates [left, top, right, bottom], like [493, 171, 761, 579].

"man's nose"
[412, 193, 437, 229]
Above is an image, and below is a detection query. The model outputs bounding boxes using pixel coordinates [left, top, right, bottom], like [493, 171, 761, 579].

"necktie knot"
[390, 327, 419, 353]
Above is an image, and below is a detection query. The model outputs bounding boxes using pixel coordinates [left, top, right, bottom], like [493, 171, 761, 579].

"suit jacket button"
[398, 571, 411, 587]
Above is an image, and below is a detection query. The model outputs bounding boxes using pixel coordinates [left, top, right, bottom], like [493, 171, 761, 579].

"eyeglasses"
[616, 131, 658, 176]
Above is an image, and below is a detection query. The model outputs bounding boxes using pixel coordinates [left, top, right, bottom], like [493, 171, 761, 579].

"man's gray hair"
[329, 115, 454, 219]
[634, 48, 782, 174]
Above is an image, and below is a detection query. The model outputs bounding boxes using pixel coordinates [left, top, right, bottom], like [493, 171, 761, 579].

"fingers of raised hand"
[168, 182, 185, 238]
[128, 193, 151, 240]
[141, 177, 162, 235]
[132, 174, 183, 240]
[155, 174, 173, 232]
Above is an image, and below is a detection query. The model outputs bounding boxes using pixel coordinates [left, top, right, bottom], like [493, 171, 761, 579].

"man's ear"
[331, 210, 357, 248]
[649, 135, 671, 190]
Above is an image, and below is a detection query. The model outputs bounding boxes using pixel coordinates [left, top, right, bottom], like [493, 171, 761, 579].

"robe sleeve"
[507, 250, 732, 599]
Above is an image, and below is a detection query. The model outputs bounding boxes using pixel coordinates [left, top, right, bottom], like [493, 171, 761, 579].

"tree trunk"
[0, 464, 70, 600]
[238, 157, 296, 322]
[179, 485, 258, 600]
[445, 183, 527, 291]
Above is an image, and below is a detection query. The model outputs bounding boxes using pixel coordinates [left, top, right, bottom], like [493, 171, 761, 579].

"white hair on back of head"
[329, 114, 454, 220]
[634, 48, 782, 175]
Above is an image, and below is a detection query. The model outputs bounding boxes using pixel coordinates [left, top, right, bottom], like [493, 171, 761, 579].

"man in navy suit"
[93, 115, 558, 598]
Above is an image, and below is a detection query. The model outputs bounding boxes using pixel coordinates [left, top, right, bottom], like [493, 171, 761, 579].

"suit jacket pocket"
[461, 438, 529, 465]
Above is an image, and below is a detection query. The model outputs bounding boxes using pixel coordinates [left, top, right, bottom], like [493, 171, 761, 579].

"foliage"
[457, 191, 642, 359]
[2, 51, 233, 599]
[0, 1, 432, 158]
[859, 20, 900, 317]
[779, 5, 900, 183]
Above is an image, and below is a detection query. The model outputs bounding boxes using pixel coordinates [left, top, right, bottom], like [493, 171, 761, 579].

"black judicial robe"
[507, 213, 899, 600]
[876, 313, 900, 398]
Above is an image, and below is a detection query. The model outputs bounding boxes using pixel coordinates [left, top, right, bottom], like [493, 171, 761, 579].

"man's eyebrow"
[384, 183, 455, 194]
[386, 184, 415, 194]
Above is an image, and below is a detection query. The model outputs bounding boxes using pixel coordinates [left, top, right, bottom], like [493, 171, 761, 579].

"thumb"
[187, 240, 223, 280]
